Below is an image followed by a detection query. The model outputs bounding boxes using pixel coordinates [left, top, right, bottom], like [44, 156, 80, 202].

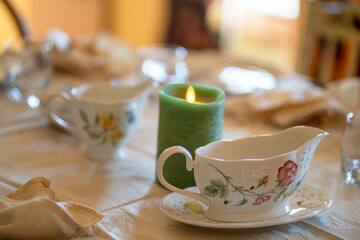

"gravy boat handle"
[157, 146, 209, 205]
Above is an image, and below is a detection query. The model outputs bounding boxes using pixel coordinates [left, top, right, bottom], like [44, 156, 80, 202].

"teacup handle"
[157, 146, 209, 205]
[47, 92, 75, 135]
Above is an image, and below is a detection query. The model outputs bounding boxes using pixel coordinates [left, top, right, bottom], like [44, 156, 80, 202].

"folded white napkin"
[0, 177, 104, 239]
[226, 73, 349, 127]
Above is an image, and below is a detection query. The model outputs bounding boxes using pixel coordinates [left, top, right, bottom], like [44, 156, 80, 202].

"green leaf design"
[219, 187, 229, 198]
[282, 193, 288, 200]
[204, 179, 229, 198]
[232, 186, 243, 192]
[101, 137, 107, 144]
[280, 186, 288, 195]
[79, 110, 89, 124]
[88, 131, 101, 139]
[256, 178, 265, 188]
[273, 194, 281, 202]
[204, 185, 219, 197]
[274, 182, 281, 190]
[224, 176, 233, 181]
[273, 186, 288, 202]
[235, 198, 248, 206]
[211, 179, 226, 189]
[94, 114, 100, 125]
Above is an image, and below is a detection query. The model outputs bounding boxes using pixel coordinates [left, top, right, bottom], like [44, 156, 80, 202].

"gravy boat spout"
[198, 126, 329, 162]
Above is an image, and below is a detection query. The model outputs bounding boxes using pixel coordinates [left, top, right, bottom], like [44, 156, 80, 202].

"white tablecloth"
[0, 72, 359, 240]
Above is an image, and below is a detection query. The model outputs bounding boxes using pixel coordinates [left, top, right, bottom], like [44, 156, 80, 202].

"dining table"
[0, 50, 359, 240]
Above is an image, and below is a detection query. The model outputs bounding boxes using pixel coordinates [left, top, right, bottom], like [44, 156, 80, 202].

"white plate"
[160, 184, 332, 229]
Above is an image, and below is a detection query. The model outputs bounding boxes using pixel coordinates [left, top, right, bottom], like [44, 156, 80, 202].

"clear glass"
[3, 38, 54, 108]
[134, 44, 189, 89]
[341, 111, 360, 184]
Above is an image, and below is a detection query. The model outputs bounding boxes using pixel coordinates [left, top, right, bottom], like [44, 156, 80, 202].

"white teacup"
[157, 126, 328, 222]
[48, 82, 152, 161]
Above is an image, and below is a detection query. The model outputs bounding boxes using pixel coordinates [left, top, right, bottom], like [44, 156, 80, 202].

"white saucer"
[160, 184, 332, 229]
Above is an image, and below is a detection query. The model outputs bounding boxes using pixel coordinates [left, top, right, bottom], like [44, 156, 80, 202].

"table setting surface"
[0, 54, 359, 240]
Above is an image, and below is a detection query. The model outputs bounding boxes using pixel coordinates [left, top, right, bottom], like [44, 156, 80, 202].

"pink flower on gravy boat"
[262, 175, 269, 184]
[252, 195, 272, 205]
[277, 160, 298, 186]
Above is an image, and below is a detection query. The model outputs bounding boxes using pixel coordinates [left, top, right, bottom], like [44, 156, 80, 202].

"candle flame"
[186, 86, 196, 103]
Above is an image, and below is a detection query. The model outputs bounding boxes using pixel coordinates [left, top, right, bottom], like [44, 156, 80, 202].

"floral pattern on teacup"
[79, 110, 134, 146]
[204, 160, 298, 206]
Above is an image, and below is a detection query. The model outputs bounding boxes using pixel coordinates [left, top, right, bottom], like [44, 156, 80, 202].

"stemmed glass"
[134, 44, 189, 98]
[3, 37, 54, 108]
[341, 110, 360, 185]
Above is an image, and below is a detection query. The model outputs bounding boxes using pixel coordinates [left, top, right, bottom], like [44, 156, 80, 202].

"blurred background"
[2, 0, 360, 84]
[0, 0, 303, 71]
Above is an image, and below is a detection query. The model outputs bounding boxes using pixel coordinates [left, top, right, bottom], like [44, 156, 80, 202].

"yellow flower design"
[80, 110, 125, 146]
[107, 129, 124, 143]
[99, 113, 117, 130]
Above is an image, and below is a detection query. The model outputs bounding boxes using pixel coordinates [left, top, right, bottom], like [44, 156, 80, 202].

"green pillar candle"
[156, 83, 225, 189]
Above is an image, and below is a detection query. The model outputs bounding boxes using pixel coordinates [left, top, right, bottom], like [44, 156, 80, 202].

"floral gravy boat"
[157, 126, 329, 222]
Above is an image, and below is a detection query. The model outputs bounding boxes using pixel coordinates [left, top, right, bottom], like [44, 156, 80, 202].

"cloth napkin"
[0, 177, 104, 239]
[226, 73, 350, 128]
